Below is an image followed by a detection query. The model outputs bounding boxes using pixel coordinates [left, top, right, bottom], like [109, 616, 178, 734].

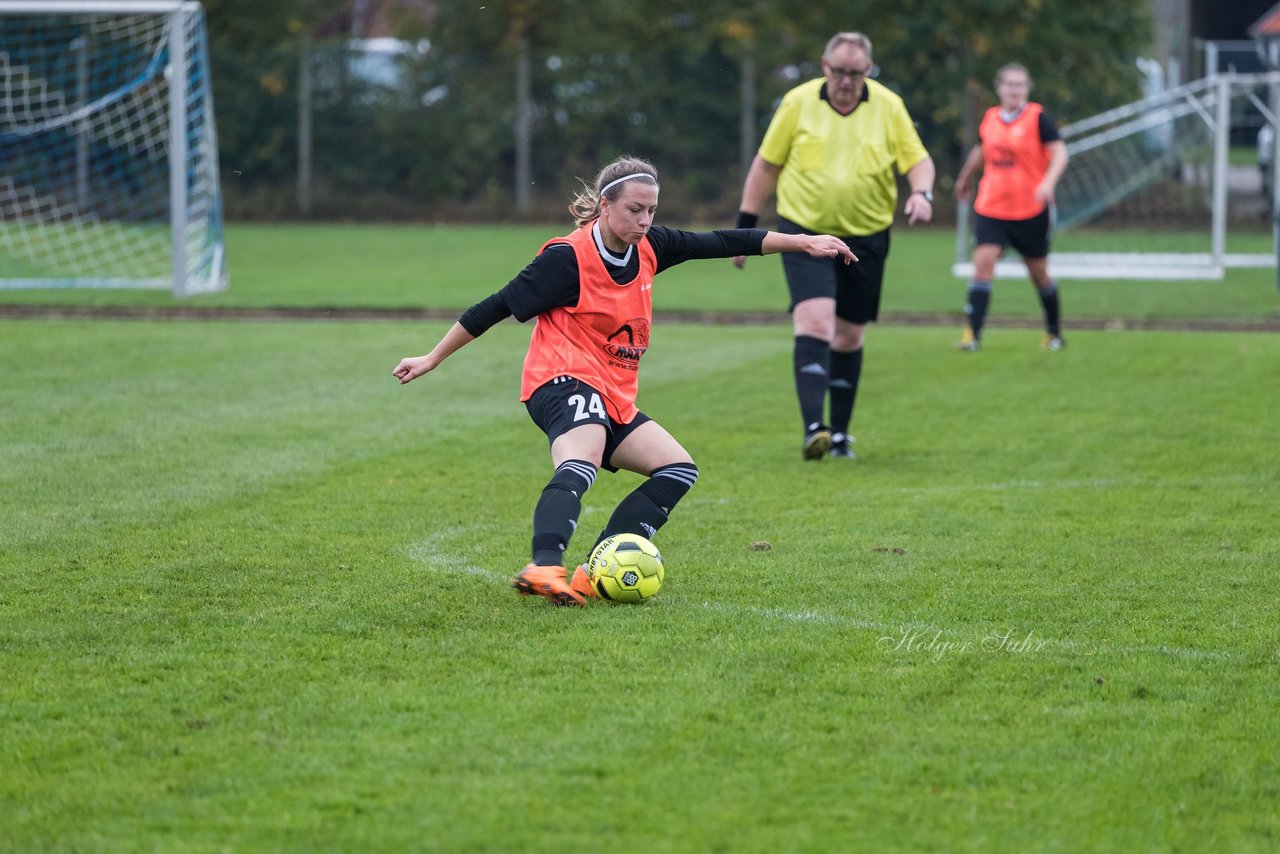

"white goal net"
[954, 72, 1280, 281]
[0, 1, 226, 295]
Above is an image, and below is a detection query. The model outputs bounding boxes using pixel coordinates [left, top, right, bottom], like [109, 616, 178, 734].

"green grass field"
[2, 224, 1279, 850]
[3, 223, 1280, 322]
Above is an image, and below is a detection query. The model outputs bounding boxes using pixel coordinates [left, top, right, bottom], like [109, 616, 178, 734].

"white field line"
[406, 527, 509, 584]
[406, 533, 1256, 664]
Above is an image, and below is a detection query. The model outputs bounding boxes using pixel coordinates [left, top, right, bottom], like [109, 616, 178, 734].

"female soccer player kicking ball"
[394, 155, 855, 606]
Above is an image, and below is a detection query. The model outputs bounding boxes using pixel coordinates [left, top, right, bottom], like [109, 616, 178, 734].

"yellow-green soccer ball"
[586, 534, 665, 603]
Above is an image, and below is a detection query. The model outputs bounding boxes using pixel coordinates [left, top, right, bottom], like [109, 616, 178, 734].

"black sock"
[966, 280, 992, 338]
[593, 462, 698, 552]
[828, 347, 863, 438]
[793, 335, 830, 430]
[1037, 281, 1061, 335]
[531, 459, 597, 566]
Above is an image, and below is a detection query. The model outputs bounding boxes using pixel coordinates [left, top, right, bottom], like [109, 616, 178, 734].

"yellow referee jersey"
[759, 77, 929, 236]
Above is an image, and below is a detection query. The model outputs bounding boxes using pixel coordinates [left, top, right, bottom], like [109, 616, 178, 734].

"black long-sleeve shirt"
[458, 224, 767, 336]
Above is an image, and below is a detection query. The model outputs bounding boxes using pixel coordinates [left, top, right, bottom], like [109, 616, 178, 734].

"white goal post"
[0, 0, 227, 296]
[953, 71, 1280, 281]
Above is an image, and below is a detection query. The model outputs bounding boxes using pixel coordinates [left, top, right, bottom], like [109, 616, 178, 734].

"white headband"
[599, 173, 653, 197]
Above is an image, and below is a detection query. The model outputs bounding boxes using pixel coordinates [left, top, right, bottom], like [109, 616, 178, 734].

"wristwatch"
[913, 190, 934, 204]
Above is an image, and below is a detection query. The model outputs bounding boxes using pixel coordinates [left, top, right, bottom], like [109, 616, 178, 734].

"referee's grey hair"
[824, 32, 872, 61]
[569, 156, 659, 227]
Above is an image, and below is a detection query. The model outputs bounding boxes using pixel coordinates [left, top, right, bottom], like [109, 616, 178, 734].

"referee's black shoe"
[803, 423, 832, 461]
[829, 432, 856, 459]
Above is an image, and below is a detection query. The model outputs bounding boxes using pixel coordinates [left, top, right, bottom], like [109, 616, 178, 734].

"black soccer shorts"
[973, 207, 1054, 260]
[777, 217, 891, 324]
[524, 376, 651, 473]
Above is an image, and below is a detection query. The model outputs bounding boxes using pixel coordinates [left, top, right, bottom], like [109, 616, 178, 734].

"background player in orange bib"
[953, 63, 1070, 352]
[393, 156, 855, 606]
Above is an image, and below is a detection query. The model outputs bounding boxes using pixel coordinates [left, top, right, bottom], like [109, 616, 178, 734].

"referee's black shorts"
[974, 207, 1053, 260]
[777, 217, 891, 324]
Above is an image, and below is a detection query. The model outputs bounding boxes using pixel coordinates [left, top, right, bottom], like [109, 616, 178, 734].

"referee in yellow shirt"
[734, 31, 935, 460]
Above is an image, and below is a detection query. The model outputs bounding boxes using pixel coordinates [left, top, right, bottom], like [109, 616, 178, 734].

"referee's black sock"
[828, 347, 863, 438]
[1036, 281, 1061, 335]
[531, 459, 597, 566]
[966, 280, 993, 338]
[793, 335, 830, 430]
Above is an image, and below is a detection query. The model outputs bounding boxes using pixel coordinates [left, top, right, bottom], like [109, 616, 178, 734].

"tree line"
[204, 0, 1150, 222]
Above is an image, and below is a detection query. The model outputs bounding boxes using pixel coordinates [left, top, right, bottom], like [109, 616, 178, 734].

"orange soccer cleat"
[512, 564, 585, 607]
[569, 565, 600, 599]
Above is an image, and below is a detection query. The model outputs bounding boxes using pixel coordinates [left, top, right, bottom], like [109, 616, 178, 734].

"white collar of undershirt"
[999, 103, 1027, 123]
[592, 220, 633, 267]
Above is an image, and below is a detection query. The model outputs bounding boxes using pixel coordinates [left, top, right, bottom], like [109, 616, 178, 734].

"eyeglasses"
[826, 64, 871, 80]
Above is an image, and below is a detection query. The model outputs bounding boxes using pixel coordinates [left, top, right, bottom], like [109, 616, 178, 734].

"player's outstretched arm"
[393, 322, 475, 385]
[760, 232, 857, 265]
